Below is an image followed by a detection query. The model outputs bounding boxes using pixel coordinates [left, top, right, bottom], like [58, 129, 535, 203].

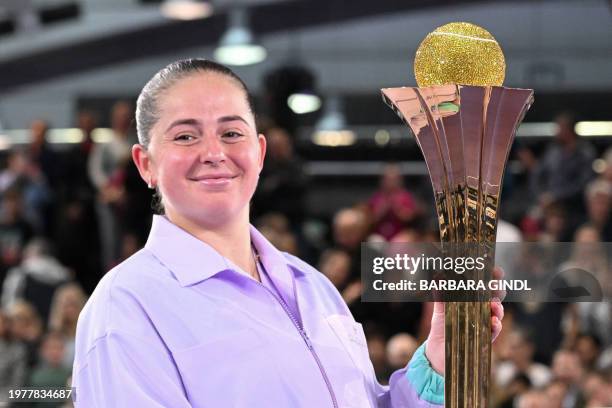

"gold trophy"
[381, 23, 534, 407]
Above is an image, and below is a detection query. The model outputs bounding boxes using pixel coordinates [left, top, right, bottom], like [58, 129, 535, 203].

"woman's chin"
[187, 203, 244, 227]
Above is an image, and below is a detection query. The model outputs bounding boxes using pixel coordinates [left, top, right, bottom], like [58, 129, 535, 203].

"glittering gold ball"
[414, 22, 505, 87]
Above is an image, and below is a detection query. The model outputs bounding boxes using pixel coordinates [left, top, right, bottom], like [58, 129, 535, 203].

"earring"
[148, 180, 154, 189]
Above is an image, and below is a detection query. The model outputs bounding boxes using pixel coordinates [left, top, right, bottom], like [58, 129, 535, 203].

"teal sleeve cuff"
[406, 341, 444, 405]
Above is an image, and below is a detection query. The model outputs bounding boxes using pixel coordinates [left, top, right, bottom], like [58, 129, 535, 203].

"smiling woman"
[70, 59, 503, 407]
[132, 60, 265, 248]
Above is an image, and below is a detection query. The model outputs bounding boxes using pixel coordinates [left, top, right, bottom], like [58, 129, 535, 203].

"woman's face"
[134, 72, 266, 229]
[61, 290, 83, 322]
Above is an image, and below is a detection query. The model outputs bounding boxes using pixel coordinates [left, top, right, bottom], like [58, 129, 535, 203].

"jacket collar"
[144, 215, 308, 288]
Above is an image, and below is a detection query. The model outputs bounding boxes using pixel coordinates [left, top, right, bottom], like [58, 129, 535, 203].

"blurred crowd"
[0, 105, 610, 407]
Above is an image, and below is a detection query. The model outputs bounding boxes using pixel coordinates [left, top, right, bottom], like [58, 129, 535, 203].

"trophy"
[381, 23, 534, 407]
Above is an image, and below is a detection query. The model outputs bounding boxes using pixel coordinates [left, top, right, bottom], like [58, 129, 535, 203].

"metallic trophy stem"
[382, 85, 533, 407]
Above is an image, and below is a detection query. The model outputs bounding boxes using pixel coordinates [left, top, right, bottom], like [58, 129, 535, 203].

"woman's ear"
[132, 144, 154, 186]
[257, 133, 267, 171]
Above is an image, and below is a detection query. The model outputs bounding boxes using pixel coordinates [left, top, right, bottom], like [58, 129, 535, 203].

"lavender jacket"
[72, 215, 443, 407]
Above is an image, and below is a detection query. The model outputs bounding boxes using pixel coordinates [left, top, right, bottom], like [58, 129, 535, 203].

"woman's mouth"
[190, 174, 238, 186]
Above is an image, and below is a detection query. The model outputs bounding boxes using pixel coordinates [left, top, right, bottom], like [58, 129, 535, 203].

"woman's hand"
[424, 266, 506, 375]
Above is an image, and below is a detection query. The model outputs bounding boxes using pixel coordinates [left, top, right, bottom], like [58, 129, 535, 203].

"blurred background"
[0, 0, 611, 407]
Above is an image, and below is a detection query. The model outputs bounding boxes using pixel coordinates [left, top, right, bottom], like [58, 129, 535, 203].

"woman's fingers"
[492, 266, 507, 301]
[432, 292, 505, 344]
[433, 300, 504, 321]
[432, 301, 445, 316]
[492, 266, 504, 280]
[491, 315, 503, 342]
[490, 299, 504, 342]
[491, 299, 504, 321]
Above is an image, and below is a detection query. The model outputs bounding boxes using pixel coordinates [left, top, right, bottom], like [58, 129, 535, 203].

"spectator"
[318, 248, 351, 292]
[27, 330, 71, 407]
[1, 238, 71, 324]
[584, 178, 612, 242]
[88, 101, 135, 270]
[48, 283, 87, 369]
[581, 371, 606, 403]
[539, 202, 570, 242]
[368, 164, 419, 241]
[52, 111, 103, 286]
[332, 207, 369, 279]
[53, 198, 101, 295]
[496, 373, 531, 408]
[0, 151, 51, 234]
[531, 112, 595, 229]
[574, 333, 602, 370]
[0, 150, 28, 194]
[255, 213, 299, 255]
[363, 325, 388, 384]
[515, 389, 550, 408]
[0, 189, 35, 282]
[596, 343, 612, 371]
[330, 207, 374, 323]
[385, 333, 418, 372]
[551, 349, 586, 407]
[27, 119, 60, 190]
[60, 110, 98, 203]
[253, 127, 307, 228]
[496, 327, 552, 388]
[0, 308, 27, 398]
[561, 224, 611, 348]
[76, 110, 97, 157]
[348, 223, 425, 340]
[6, 300, 43, 368]
[545, 379, 568, 408]
[585, 389, 612, 407]
[510, 300, 567, 365]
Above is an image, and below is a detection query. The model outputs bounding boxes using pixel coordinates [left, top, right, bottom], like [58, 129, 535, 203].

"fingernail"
[492, 297, 500, 303]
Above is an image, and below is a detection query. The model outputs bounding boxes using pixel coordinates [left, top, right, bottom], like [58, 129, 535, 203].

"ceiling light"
[214, 8, 266, 66]
[161, 0, 213, 21]
[575, 121, 612, 137]
[312, 131, 355, 147]
[0, 119, 9, 150]
[516, 122, 558, 137]
[288, 92, 321, 114]
[374, 129, 391, 146]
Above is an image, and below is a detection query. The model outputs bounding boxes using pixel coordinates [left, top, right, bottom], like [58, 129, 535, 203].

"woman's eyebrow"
[165, 118, 202, 133]
[218, 115, 248, 125]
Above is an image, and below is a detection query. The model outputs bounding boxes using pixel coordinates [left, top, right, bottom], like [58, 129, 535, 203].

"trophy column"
[382, 84, 533, 407]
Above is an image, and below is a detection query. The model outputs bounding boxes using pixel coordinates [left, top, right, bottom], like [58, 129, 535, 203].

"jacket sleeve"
[376, 341, 444, 407]
[72, 329, 192, 408]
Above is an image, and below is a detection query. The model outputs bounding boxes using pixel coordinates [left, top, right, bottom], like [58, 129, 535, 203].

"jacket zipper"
[252, 269, 339, 408]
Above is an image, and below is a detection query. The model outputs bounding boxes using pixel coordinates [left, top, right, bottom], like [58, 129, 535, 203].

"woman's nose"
[200, 136, 225, 165]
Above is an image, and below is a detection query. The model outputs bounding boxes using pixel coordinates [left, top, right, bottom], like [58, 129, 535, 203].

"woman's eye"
[223, 131, 243, 139]
[174, 134, 195, 142]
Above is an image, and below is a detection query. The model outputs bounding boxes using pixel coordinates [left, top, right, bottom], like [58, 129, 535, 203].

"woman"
[72, 59, 504, 407]
[48, 282, 88, 368]
[0, 309, 27, 399]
